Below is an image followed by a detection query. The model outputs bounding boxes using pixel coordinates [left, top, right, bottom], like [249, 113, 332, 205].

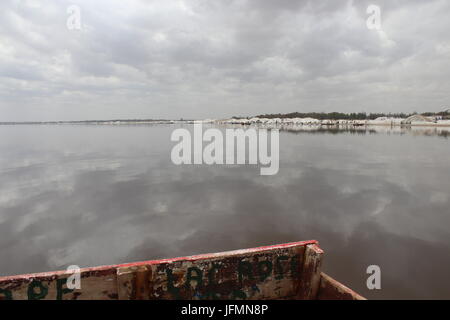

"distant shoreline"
[2, 118, 450, 128]
[0, 120, 181, 125]
[214, 117, 450, 128]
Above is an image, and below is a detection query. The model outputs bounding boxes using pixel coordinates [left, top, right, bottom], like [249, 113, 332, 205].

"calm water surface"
[0, 124, 449, 299]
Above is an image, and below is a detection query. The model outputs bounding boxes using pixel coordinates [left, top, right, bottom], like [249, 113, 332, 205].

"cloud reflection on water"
[0, 124, 449, 299]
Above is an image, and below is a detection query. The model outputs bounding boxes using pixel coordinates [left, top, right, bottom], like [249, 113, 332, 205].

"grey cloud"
[1, 0, 449, 120]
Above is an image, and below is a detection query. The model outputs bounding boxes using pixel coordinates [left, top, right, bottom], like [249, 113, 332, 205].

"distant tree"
[253, 111, 415, 120]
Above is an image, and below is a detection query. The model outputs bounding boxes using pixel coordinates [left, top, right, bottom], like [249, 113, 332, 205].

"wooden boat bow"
[0, 240, 365, 300]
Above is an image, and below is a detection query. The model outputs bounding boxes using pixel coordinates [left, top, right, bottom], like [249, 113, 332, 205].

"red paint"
[0, 240, 318, 282]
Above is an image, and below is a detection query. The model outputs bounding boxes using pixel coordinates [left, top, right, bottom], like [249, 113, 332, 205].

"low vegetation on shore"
[238, 111, 450, 121]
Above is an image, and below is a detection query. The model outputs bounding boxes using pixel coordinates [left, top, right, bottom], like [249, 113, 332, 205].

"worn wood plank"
[0, 240, 329, 300]
[317, 272, 366, 300]
[117, 265, 151, 300]
[297, 244, 323, 299]
[148, 245, 307, 300]
[0, 267, 117, 300]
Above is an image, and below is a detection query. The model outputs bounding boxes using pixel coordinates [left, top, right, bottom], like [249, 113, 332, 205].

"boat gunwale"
[0, 240, 318, 282]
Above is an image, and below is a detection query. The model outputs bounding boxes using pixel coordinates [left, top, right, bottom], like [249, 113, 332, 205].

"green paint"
[238, 260, 253, 284]
[0, 288, 13, 300]
[257, 260, 273, 281]
[208, 263, 220, 285]
[27, 280, 48, 300]
[275, 255, 289, 280]
[185, 267, 203, 289]
[166, 268, 181, 299]
[162, 254, 297, 300]
[204, 290, 220, 300]
[231, 289, 247, 300]
[56, 278, 74, 300]
[206, 263, 221, 299]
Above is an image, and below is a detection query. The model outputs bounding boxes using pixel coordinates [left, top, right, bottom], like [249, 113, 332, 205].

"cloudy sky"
[1, 0, 449, 121]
